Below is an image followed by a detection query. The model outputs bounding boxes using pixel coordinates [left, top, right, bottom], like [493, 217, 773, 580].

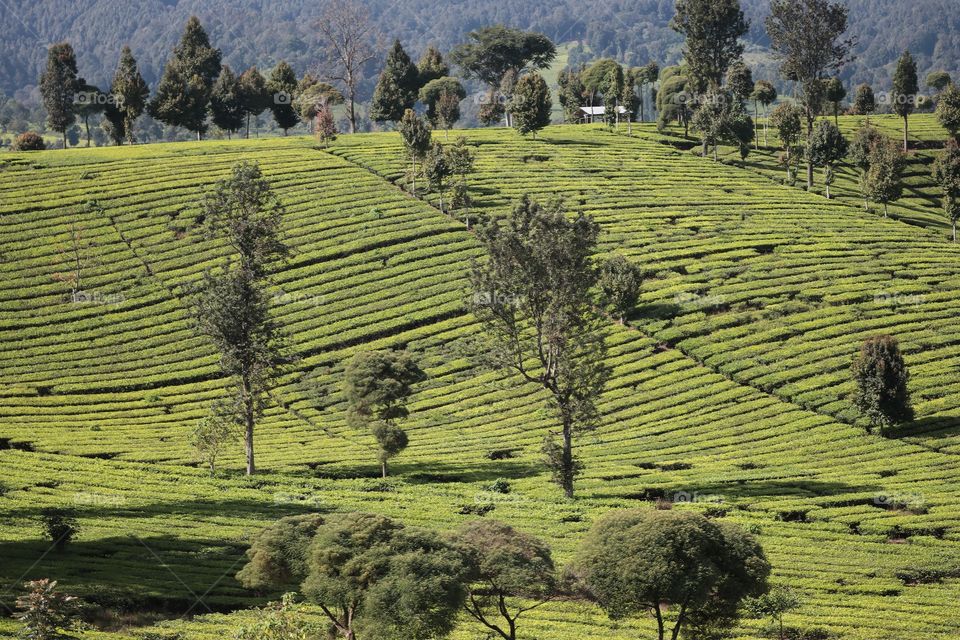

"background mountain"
[1, 0, 958, 101]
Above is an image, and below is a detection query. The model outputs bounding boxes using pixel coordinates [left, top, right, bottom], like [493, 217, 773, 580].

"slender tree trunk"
[63, 130, 67, 149]
[381, 459, 387, 478]
[806, 115, 814, 188]
[953, 219, 956, 242]
[243, 377, 256, 475]
[903, 116, 909, 151]
[197, 130, 201, 142]
[349, 93, 357, 134]
[883, 202, 888, 217]
[763, 106, 769, 146]
[654, 607, 665, 640]
[754, 101, 759, 149]
[562, 416, 574, 499]
[85, 115, 91, 147]
[246, 113, 250, 139]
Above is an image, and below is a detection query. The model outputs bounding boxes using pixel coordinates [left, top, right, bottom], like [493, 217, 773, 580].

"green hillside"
[3, 123, 960, 639]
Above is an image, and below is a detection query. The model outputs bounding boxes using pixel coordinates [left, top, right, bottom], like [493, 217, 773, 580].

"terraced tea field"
[3, 125, 960, 639]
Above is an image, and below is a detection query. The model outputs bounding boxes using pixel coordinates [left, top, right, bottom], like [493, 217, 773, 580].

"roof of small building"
[579, 105, 628, 115]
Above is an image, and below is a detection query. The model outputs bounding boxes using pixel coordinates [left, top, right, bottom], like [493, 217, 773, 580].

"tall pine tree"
[370, 41, 420, 124]
[40, 42, 80, 149]
[238, 67, 270, 138]
[110, 46, 149, 144]
[148, 16, 221, 139]
[892, 50, 919, 151]
[267, 61, 299, 135]
[210, 65, 245, 137]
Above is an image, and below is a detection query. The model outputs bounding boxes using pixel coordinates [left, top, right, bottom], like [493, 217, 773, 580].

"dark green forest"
[2, 0, 958, 99]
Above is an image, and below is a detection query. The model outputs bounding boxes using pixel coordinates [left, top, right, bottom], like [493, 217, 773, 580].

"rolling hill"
[2, 117, 960, 639]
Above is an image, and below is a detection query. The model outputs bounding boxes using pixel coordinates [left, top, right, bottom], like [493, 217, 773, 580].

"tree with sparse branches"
[808, 119, 848, 198]
[766, 0, 855, 188]
[15, 579, 81, 640]
[192, 161, 290, 475]
[750, 80, 777, 146]
[670, 0, 749, 91]
[316, 0, 379, 134]
[453, 520, 557, 640]
[933, 139, 960, 241]
[398, 108, 432, 193]
[469, 196, 608, 499]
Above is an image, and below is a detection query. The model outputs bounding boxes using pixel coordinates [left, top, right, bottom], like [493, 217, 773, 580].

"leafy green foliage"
[192, 161, 290, 474]
[469, 195, 607, 498]
[936, 83, 960, 141]
[574, 509, 769, 640]
[15, 579, 80, 640]
[933, 139, 960, 240]
[599, 255, 642, 324]
[851, 335, 914, 433]
[301, 513, 467, 640]
[39, 42, 79, 145]
[236, 514, 327, 591]
[453, 519, 557, 640]
[450, 25, 556, 88]
[109, 46, 149, 144]
[267, 61, 299, 134]
[210, 66, 245, 136]
[343, 350, 425, 477]
[860, 137, 906, 216]
[670, 0, 748, 90]
[508, 73, 552, 138]
[40, 508, 80, 551]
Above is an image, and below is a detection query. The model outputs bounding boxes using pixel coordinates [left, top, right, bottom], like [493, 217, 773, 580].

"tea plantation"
[2, 122, 960, 639]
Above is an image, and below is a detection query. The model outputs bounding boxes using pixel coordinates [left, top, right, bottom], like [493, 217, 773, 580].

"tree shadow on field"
[301, 458, 545, 485]
[0, 496, 332, 523]
[0, 535, 257, 617]
[885, 415, 960, 443]
[591, 478, 873, 503]
[632, 302, 682, 321]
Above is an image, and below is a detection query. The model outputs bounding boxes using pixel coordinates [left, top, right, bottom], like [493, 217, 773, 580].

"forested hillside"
[2, 0, 958, 98]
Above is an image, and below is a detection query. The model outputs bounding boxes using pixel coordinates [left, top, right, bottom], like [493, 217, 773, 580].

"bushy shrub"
[12, 132, 45, 151]
[40, 508, 80, 551]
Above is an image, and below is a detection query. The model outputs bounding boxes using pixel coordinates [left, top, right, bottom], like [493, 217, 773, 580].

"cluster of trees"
[557, 59, 660, 132]
[235, 508, 772, 640]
